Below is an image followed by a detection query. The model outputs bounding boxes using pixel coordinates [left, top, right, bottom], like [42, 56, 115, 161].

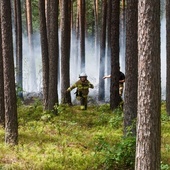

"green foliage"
[161, 161, 170, 170]
[93, 133, 136, 170]
[109, 113, 123, 129]
[106, 136, 136, 170]
[15, 83, 24, 106]
[0, 103, 170, 169]
[32, 0, 39, 31]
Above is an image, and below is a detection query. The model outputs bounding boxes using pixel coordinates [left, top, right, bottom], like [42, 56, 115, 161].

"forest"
[0, 0, 170, 169]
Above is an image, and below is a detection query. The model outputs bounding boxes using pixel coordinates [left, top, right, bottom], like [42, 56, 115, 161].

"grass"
[0, 102, 170, 170]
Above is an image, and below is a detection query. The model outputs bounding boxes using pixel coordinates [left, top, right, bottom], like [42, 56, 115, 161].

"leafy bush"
[94, 135, 136, 170]
[161, 161, 170, 170]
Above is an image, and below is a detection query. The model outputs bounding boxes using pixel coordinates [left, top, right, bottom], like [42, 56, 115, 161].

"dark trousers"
[80, 97, 87, 110]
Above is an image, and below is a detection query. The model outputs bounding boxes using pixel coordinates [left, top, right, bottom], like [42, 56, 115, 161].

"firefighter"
[103, 67, 125, 96]
[67, 72, 94, 110]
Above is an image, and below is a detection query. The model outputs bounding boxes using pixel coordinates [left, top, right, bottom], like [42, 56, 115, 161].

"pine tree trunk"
[1, 0, 18, 145]
[135, 0, 161, 169]
[47, 0, 59, 111]
[25, 0, 37, 91]
[60, 0, 72, 104]
[110, 0, 120, 110]
[79, 0, 85, 72]
[39, 0, 49, 110]
[14, 0, 23, 99]
[0, 5, 5, 127]
[166, 0, 170, 116]
[94, 0, 99, 70]
[123, 0, 138, 136]
[98, 0, 107, 101]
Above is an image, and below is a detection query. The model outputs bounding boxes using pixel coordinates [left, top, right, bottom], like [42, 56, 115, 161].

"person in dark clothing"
[103, 68, 125, 96]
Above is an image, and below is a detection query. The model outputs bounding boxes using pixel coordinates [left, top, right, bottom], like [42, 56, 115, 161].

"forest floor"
[0, 102, 170, 170]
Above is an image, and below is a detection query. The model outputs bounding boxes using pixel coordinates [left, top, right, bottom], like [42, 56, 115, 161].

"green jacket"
[67, 79, 94, 97]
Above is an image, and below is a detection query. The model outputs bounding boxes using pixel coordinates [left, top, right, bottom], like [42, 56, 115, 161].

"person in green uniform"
[67, 72, 94, 110]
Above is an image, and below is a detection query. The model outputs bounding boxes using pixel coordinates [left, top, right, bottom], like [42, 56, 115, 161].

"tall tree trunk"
[106, 0, 111, 74]
[110, 0, 120, 110]
[105, 0, 111, 100]
[94, 0, 99, 71]
[123, 0, 138, 136]
[46, 0, 50, 39]
[71, 0, 74, 31]
[79, 0, 85, 72]
[120, 0, 125, 68]
[39, 0, 49, 110]
[166, 0, 170, 116]
[75, 0, 80, 73]
[47, 0, 59, 111]
[14, 0, 23, 99]
[135, 0, 161, 169]
[60, 0, 72, 104]
[1, 0, 18, 145]
[0, 6, 5, 127]
[25, 0, 37, 91]
[98, 0, 107, 101]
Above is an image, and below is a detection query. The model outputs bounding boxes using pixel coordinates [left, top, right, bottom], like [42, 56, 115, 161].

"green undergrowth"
[161, 102, 170, 170]
[0, 102, 170, 170]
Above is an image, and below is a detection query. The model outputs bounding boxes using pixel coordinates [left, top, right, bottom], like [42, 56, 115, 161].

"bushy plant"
[95, 136, 136, 170]
[161, 161, 170, 170]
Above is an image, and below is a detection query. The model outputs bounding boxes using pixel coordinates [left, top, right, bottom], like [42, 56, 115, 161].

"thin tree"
[75, 0, 80, 73]
[105, 0, 111, 99]
[14, 0, 23, 99]
[98, 0, 107, 101]
[0, 7, 5, 127]
[120, 0, 125, 67]
[38, 0, 49, 110]
[110, 0, 120, 110]
[166, 0, 170, 116]
[94, 0, 99, 69]
[79, 0, 85, 72]
[123, 0, 138, 136]
[47, 0, 59, 111]
[135, 0, 161, 169]
[46, 0, 50, 38]
[25, 0, 37, 91]
[106, 0, 111, 74]
[70, 0, 78, 79]
[1, 0, 18, 145]
[60, 0, 72, 104]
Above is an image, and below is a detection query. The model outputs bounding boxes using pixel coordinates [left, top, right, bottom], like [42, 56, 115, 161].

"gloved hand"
[66, 88, 71, 92]
[89, 84, 94, 88]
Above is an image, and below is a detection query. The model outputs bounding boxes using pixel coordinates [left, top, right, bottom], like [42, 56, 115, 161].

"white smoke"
[18, 5, 166, 101]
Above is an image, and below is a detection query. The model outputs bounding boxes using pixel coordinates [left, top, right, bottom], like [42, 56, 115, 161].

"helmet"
[79, 72, 87, 78]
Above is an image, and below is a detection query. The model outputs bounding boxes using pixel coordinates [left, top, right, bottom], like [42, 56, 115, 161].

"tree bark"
[94, 0, 99, 70]
[124, 0, 138, 136]
[14, 0, 23, 99]
[0, 5, 5, 127]
[98, 0, 107, 101]
[60, 0, 72, 104]
[106, 0, 111, 75]
[79, 0, 85, 72]
[1, 0, 18, 145]
[47, 0, 59, 111]
[110, 0, 120, 110]
[166, 0, 170, 116]
[39, 0, 49, 110]
[135, 0, 161, 169]
[25, 0, 37, 91]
